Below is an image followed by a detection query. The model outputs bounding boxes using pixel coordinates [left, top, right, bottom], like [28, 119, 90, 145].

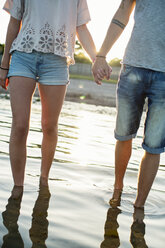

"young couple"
[1, 0, 165, 210]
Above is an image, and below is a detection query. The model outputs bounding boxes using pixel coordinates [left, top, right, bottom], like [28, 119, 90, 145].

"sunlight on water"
[0, 96, 165, 248]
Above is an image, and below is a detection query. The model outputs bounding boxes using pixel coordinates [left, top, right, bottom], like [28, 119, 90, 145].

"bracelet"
[96, 55, 106, 59]
[0, 66, 9, 71]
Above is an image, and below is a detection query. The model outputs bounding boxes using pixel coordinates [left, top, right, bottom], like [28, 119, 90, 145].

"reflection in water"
[2, 190, 24, 248]
[101, 206, 148, 248]
[0, 98, 165, 247]
[29, 185, 51, 248]
[130, 221, 148, 248]
[100, 207, 121, 248]
[1, 185, 51, 248]
[130, 207, 148, 248]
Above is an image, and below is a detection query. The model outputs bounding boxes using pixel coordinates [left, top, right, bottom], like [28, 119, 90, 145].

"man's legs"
[134, 70, 165, 207]
[111, 139, 132, 201]
[112, 68, 165, 207]
[111, 65, 145, 204]
[134, 152, 160, 208]
[111, 144, 160, 207]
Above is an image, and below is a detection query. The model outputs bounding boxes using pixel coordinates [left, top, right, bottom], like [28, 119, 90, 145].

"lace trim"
[11, 23, 75, 59]
[55, 24, 68, 55]
[38, 22, 54, 52]
[20, 25, 35, 50]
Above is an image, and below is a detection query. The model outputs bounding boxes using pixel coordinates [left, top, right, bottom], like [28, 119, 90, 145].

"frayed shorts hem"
[8, 73, 36, 80]
[8, 74, 70, 86]
[114, 131, 136, 141]
[38, 80, 70, 85]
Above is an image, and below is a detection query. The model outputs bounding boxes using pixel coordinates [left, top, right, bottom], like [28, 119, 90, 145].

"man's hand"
[92, 58, 112, 85]
[0, 69, 9, 90]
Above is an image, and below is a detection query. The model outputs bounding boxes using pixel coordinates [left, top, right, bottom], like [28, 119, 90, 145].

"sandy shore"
[66, 79, 117, 107]
[0, 78, 117, 107]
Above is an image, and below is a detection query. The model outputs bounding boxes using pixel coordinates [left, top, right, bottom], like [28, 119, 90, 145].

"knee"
[12, 121, 29, 137]
[117, 139, 132, 146]
[42, 120, 58, 136]
[144, 151, 160, 158]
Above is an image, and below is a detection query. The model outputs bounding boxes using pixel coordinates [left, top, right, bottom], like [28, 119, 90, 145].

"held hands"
[92, 57, 112, 85]
[0, 68, 9, 90]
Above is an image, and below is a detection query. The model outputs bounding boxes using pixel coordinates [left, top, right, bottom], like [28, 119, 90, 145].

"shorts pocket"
[120, 64, 133, 77]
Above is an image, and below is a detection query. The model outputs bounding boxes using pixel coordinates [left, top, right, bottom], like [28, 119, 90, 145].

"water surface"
[0, 96, 165, 248]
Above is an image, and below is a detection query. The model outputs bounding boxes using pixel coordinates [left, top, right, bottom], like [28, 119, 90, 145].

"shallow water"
[0, 95, 165, 248]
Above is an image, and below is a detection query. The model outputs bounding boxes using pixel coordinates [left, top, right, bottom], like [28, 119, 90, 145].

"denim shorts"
[115, 64, 165, 154]
[8, 50, 69, 85]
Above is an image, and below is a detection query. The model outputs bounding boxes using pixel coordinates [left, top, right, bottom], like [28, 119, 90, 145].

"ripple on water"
[0, 96, 165, 247]
[118, 187, 165, 218]
[144, 192, 165, 218]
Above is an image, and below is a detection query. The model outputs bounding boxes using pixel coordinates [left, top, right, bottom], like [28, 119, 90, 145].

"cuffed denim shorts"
[8, 50, 69, 85]
[115, 64, 165, 154]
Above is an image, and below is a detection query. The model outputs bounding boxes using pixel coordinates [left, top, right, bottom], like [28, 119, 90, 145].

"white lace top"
[3, 0, 91, 64]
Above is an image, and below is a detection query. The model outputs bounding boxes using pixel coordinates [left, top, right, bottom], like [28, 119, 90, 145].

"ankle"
[114, 183, 123, 190]
[40, 176, 48, 187]
[134, 199, 145, 209]
[11, 185, 24, 199]
[14, 181, 24, 187]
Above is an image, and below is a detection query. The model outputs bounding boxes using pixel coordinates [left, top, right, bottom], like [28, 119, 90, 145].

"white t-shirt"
[3, 0, 91, 64]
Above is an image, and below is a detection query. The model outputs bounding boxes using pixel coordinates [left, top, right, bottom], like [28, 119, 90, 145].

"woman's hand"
[0, 16, 21, 91]
[92, 57, 112, 85]
[0, 68, 9, 90]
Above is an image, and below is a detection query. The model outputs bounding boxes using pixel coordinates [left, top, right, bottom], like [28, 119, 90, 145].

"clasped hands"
[92, 58, 112, 85]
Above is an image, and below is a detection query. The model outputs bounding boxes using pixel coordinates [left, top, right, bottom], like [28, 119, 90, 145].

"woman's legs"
[9, 76, 36, 186]
[38, 84, 67, 186]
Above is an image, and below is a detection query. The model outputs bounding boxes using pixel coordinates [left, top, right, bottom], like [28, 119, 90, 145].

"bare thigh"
[9, 76, 36, 125]
[38, 84, 67, 129]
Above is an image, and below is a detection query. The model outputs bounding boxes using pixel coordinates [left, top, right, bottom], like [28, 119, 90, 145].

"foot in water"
[109, 189, 123, 207]
[133, 205, 144, 223]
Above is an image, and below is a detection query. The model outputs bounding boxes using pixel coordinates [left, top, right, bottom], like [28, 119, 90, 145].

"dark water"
[0, 96, 165, 248]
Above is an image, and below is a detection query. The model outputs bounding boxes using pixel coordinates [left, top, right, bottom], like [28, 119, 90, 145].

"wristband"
[0, 66, 9, 71]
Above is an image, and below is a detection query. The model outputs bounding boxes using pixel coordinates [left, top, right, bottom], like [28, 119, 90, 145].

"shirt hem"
[76, 17, 91, 27]
[3, 7, 22, 20]
[121, 60, 165, 73]
[10, 48, 75, 65]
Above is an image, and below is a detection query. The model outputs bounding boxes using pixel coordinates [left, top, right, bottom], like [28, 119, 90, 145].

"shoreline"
[66, 79, 116, 107]
[65, 93, 116, 107]
[0, 78, 117, 107]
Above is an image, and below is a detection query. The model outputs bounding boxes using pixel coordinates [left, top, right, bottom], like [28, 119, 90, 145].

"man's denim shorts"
[115, 64, 165, 154]
[8, 50, 69, 85]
